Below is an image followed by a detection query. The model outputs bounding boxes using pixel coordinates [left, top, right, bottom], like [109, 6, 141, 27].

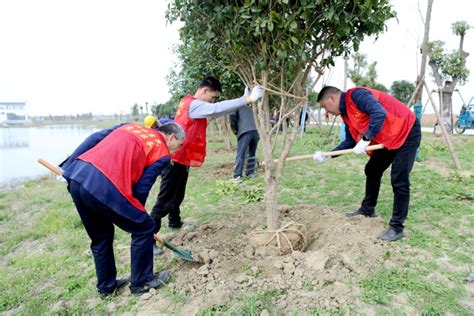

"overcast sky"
[0, 0, 472, 116]
[323, 0, 474, 114]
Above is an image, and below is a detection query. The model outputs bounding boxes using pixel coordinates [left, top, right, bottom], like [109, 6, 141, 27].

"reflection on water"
[0, 125, 99, 184]
[1, 127, 31, 148]
[1, 128, 30, 148]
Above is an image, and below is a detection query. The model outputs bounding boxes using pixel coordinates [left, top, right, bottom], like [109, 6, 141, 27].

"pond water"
[0, 125, 98, 186]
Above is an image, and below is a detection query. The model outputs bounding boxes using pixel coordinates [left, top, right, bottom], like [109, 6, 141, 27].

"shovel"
[37, 158, 195, 262]
[262, 144, 385, 165]
[154, 234, 194, 261]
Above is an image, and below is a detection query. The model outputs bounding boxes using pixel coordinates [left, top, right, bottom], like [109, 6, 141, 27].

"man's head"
[195, 76, 222, 103]
[317, 86, 342, 116]
[157, 123, 185, 154]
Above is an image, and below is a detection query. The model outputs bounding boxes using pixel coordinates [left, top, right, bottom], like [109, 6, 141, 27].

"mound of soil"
[136, 205, 402, 314]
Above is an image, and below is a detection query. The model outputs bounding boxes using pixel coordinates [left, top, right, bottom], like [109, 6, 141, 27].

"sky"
[318, 0, 474, 114]
[0, 0, 472, 116]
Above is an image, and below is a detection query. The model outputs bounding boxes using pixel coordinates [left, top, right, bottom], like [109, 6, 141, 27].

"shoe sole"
[378, 233, 404, 241]
[100, 278, 130, 298]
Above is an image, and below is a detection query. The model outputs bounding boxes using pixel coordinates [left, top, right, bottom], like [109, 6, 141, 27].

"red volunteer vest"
[172, 94, 208, 167]
[342, 87, 415, 150]
[79, 123, 170, 211]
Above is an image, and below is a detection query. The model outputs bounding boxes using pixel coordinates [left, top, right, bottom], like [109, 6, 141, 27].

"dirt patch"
[136, 205, 405, 314]
[202, 162, 235, 179]
[420, 159, 453, 177]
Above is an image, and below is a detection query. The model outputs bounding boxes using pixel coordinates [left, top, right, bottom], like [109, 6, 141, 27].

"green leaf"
[268, 21, 274, 31]
[291, 36, 299, 44]
[276, 50, 287, 59]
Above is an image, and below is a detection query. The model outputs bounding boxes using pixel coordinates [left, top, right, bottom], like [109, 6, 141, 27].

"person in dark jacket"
[229, 87, 260, 181]
[313, 86, 421, 242]
[60, 122, 184, 296]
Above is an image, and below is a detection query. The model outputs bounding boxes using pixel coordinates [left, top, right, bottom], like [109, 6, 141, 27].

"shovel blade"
[163, 241, 194, 261]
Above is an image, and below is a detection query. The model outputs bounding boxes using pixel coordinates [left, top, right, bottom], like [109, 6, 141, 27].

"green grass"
[1, 126, 473, 314]
[360, 267, 469, 314]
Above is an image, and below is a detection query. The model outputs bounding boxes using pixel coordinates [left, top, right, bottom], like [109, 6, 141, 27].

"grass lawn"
[1, 124, 473, 314]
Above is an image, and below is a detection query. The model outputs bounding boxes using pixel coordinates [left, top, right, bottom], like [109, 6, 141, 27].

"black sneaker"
[168, 221, 185, 230]
[345, 209, 379, 218]
[130, 271, 171, 295]
[99, 278, 130, 299]
[378, 228, 404, 241]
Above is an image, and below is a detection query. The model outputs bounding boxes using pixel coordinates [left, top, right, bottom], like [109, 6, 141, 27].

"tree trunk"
[251, 64, 316, 232]
[264, 173, 279, 231]
[414, 0, 433, 104]
[219, 116, 232, 150]
[439, 85, 454, 132]
[257, 72, 281, 231]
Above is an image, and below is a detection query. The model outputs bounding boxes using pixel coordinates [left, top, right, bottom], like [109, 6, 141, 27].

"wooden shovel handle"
[37, 158, 63, 176]
[154, 234, 165, 246]
[322, 144, 384, 157]
[263, 144, 385, 164]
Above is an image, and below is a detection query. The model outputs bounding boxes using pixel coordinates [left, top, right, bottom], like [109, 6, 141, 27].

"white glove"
[353, 139, 370, 154]
[247, 85, 264, 103]
[313, 151, 329, 162]
[243, 86, 250, 97]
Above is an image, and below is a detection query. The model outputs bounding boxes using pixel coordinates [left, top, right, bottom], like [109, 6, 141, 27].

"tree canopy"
[167, 1, 395, 89]
[167, 0, 395, 231]
[428, 20, 470, 87]
[390, 80, 415, 104]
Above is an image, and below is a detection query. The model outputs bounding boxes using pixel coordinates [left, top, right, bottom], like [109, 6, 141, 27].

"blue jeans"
[234, 131, 259, 178]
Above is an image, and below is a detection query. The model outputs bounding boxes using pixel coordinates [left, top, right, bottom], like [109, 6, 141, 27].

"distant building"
[0, 102, 29, 125]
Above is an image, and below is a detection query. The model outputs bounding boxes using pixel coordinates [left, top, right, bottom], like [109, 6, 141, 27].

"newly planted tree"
[167, 1, 394, 247]
[428, 21, 470, 131]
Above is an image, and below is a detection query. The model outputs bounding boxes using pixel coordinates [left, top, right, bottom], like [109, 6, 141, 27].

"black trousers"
[359, 119, 421, 231]
[150, 162, 189, 233]
[69, 181, 155, 293]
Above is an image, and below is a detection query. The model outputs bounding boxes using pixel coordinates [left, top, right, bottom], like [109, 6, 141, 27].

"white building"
[0, 102, 29, 125]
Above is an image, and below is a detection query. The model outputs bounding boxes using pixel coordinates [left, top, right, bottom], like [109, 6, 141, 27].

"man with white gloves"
[150, 76, 263, 241]
[314, 86, 421, 242]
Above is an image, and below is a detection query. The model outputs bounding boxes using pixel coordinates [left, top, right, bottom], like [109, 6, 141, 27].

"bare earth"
[116, 205, 436, 314]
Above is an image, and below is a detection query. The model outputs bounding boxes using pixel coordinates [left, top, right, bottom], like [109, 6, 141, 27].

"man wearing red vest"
[60, 123, 185, 296]
[314, 86, 421, 241]
[150, 76, 263, 235]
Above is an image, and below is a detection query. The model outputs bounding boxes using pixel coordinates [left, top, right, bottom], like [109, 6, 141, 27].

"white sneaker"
[232, 176, 243, 183]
